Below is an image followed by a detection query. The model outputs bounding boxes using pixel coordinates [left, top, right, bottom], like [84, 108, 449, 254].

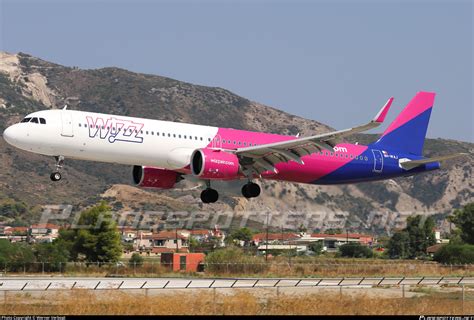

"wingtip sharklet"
[373, 97, 394, 123]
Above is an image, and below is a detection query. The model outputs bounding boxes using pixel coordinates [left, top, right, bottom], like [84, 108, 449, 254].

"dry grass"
[1, 289, 472, 315]
[8, 258, 474, 278]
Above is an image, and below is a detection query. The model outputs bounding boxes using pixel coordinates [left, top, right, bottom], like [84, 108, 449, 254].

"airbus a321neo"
[3, 91, 464, 203]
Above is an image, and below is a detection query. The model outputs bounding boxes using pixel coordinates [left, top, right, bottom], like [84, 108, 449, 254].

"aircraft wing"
[235, 97, 394, 175]
[400, 153, 468, 170]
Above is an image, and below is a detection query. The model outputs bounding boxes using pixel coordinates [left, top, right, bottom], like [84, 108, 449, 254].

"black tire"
[208, 188, 219, 203]
[241, 184, 251, 198]
[200, 189, 211, 203]
[50, 172, 61, 181]
[248, 183, 261, 197]
[201, 188, 219, 203]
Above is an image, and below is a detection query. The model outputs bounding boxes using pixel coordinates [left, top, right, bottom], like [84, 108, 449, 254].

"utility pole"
[175, 228, 179, 253]
[265, 212, 269, 262]
[346, 229, 349, 244]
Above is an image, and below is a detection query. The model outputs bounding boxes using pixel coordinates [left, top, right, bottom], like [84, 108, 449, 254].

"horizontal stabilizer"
[400, 153, 468, 170]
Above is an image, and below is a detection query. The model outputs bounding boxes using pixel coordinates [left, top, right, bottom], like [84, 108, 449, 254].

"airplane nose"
[3, 125, 17, 145]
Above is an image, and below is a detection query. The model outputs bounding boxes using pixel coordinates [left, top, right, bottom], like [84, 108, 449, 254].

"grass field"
[11, 257, 471, 278]
[1, 288, 473, 315]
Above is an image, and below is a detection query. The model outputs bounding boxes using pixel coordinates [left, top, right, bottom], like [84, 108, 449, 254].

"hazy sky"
[1, 0, 472, 142]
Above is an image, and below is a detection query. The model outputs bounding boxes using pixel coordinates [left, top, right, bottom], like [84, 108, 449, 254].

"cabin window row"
[77, 123, 262, 146]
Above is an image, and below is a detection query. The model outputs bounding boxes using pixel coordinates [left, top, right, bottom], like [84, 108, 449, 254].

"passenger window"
[31, 118, 39, 124]
[200, 137, 203, 141]
[151, 131, 154, 135]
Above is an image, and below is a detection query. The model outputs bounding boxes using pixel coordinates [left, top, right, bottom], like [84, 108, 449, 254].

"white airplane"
[2, 92, 463, 203]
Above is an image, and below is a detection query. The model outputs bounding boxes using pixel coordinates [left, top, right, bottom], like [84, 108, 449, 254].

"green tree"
[338, 243, 373, 258]
[0, 240, 35, 272]
[405, 215, 436, 258]
[34, 241, 69, 272]
[188, 236, 199, 252]
[387, 231, 410, 259]
[308, 241, 323, 255]
[449, 203, 474, 244]
[325, 228, 342, 235]
[58, 202, 122, 262]
[433, 244, 474, 264]
[129, 252, 144, 267]
[230, 227, 253, 245]
[388, 215, 436, 259]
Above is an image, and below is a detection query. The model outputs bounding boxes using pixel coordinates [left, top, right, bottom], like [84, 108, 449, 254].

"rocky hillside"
[0, 51, 472, 233]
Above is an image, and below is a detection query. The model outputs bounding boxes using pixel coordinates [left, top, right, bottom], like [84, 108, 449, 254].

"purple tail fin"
[374, 92, 435, 155]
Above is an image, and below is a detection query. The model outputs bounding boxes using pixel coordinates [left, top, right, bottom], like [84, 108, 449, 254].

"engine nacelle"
[191, 148, 240, 180]
[132, 166, 181, 189]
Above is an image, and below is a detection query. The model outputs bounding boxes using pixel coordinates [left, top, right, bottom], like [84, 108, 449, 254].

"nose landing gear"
[50, 155, 64, 182]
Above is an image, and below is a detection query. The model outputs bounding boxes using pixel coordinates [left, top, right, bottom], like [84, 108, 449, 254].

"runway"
[1, 276, 473, 291]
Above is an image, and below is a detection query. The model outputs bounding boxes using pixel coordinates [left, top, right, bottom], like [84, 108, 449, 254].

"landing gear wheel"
[200, 188, 219, 203]
[50, 155, 65, 182]
[242, 182, 261, 198]
[50, 172, 62, 181]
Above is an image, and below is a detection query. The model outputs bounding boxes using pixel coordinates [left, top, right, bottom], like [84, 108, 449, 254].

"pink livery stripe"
[381, 91, 435, 137]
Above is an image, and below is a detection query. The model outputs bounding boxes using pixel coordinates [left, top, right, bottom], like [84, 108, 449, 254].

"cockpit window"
[21, 117, 32, 123]
[30, 117, 39, 124]
[39, 118, 46, 124]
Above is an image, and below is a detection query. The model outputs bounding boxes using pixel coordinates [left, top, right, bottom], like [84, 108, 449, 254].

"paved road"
[0, 276, 473, 291]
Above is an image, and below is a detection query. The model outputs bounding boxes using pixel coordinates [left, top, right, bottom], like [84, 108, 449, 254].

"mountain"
[0, 51, 472, 233]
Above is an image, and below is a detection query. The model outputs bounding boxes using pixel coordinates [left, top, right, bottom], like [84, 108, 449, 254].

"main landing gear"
[200, 181, 262, 203]
[50, 155, 64, 182]
[200, 180, 219, 204]
[241, 182, 261, 199]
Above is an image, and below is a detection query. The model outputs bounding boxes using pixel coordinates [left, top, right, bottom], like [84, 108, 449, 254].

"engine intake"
[132, 166, 181, 189]
[191, 148, 240, 180]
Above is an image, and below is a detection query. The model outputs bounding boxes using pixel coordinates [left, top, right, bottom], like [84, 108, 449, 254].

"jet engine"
[190, 148, 240, 180]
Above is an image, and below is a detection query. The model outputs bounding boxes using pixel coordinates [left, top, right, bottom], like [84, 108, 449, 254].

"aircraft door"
[212, 134, 222, 149]
[372, 149, 383, 173]
[60, 111, 74, 137]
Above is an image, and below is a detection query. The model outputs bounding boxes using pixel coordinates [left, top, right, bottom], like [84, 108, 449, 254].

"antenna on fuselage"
[295, 133, 300, 138]
[62, 105, 68, 110]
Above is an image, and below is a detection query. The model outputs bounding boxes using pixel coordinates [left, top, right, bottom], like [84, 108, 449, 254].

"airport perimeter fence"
[1, 260, 474, 277]
[1, 277, 474, 314]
